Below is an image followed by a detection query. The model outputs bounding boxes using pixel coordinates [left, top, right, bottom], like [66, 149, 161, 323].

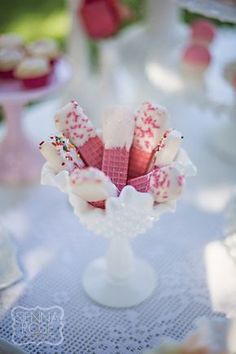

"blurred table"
[0, 27, 236, 353]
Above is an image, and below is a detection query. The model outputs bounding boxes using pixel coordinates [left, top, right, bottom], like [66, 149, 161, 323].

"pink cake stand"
[0, 58, 72, 184]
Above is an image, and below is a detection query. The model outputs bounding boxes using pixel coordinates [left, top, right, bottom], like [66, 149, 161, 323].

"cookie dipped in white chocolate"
[132, 102, 168, 153]
[54, 101, 104, 169]
[128, 102, 169, 178]
[153, 130, 182, 167]
[102, 106, 134, 150]
[39, 136, 84, 173]
[70, 167, 118, 202]
[150, 165, 185, 203]
[54, 101, 96, 147]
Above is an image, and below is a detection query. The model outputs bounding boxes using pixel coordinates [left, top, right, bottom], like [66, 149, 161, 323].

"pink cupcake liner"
[21, 73, 50, 89]
[0, 69, 15, 80]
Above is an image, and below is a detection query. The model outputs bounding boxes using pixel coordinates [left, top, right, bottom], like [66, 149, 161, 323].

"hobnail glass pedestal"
[41, 163, 176, 308]
[72, 186, 175, 308]
[83, 240, 156, 308]
[41, 143, 196, 308]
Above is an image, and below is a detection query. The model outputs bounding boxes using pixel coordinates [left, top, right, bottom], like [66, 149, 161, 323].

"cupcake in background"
[26, 39, 60, 66]
[181, 44, 211, 77]
[0, 47, 25, 80]
[180, 19, 216, 83]
[14, 57, 51, 89]
[190, 20, 216, 48]
[0, 33, 24, 49]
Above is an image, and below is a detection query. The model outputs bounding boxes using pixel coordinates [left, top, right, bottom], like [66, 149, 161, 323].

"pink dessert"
[191, 19, 216, 46]
[128, 102, 168, 178]
[182, 44, 211, 75]
[0, 47, 24, 80]
[54, 101, 104, 169]
[21, 74, 49, 89]
[26, 39, 60, 68]
[14, 57, 51, 89]
[102, 106, 134, 191]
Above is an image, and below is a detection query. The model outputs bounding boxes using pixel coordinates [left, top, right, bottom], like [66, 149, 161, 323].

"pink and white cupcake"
[181, 44, 211, 76]
[191, 20, 216, 47]
[26, 39, 60, 66]
[14, 57, 51, 89]
[0, 47, 25, 80]
[0, 33, 24, 49]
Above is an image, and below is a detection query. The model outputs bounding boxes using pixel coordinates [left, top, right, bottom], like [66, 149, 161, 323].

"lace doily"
[0, 185, 224, 353]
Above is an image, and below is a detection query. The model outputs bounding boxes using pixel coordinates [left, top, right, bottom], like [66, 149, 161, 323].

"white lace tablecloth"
[1, 89, 236, 354]
[0, 183, 225, 354]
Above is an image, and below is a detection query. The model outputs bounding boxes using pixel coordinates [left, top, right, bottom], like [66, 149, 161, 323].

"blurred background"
[0, 0, 232, 44]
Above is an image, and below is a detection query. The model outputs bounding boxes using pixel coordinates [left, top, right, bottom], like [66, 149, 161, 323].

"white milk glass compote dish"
[40, 100, 196, 308]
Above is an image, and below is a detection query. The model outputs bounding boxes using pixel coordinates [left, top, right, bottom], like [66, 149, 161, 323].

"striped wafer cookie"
[128, 165, 185, 203]
[54, 100, 104, 169]
[39, 136, 84, 173]
[102, 148, 130, 191]
[128, 147, 153, 180]
[152, 130, 183, 168]
[69, 167, 117, 209]
[128, 101, 168, 178]
[102, 106, 134, 191]
[127, 171, 152, 193]
[150, 166, 185, 203]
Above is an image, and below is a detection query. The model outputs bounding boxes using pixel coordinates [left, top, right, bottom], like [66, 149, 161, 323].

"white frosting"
[149, 165, 184, 203]
[54, 101, 97, 147]
[0, 34, 23, 48]
[102, 106, 134, 149]
[154, 130, 182, 167]
[0, 48, 24, 70]
[27, 39, 59, 59]
[40, 142, 65, 172]
[132, 102, 168, 153]
[70, 167, 117, 202]
[15, 57, 49, 78]
[39, 136, 84, 173]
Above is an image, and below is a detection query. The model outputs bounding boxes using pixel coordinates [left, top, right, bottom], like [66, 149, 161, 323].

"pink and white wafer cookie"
[152, 130, 183, 168]
[127, 172, 152, 193]
[128, 102, 168, 178]
[150, 166, 185, 203]
[102, 106, 134, 191]
[54, 101, 104, 169]
[39, 136, 84, 173]
[70, 167, 118, 209]
[128, 165, 185, 203]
